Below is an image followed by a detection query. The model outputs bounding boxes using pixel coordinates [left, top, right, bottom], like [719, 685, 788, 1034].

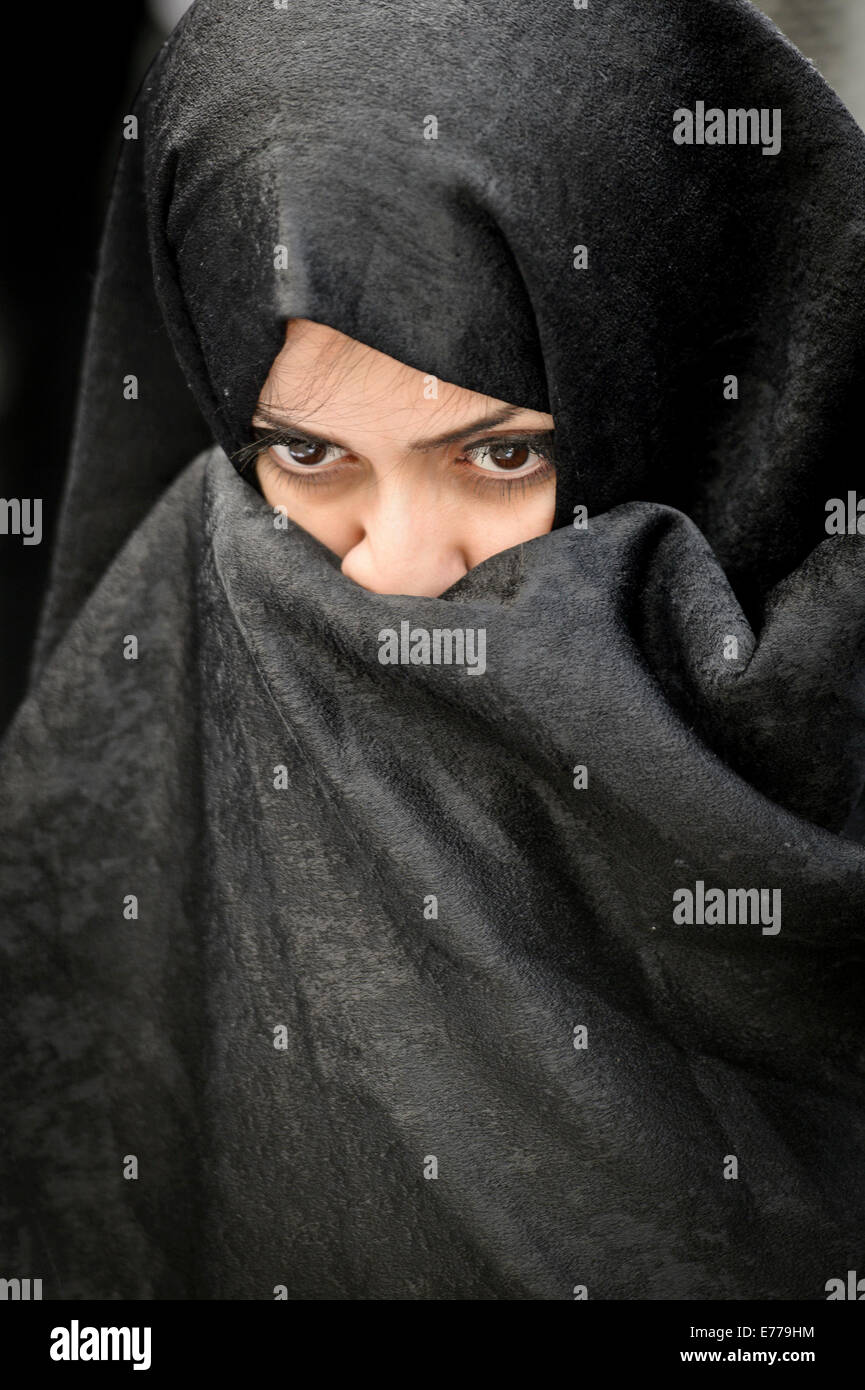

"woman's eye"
[271, 438, 345, 468]
[462, 439, 549, 474]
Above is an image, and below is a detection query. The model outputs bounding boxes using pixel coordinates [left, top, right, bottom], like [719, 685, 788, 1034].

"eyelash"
[241, 429, 556, 500]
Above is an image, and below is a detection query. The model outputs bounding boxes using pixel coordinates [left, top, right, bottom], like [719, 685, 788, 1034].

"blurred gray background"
[758, 0, 865, 127]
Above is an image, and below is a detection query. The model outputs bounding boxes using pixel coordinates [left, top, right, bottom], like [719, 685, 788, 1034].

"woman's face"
[251, 319, 556, 597]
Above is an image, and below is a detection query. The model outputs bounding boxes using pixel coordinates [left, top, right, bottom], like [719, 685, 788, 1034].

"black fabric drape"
[2, 0, 864, 1299]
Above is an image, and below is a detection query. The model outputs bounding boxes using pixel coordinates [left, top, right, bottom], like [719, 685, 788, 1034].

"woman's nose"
[339, 473, 469, 597]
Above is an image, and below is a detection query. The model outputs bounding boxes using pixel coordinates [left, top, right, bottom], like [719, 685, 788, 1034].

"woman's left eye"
[460, 438, 551, 475]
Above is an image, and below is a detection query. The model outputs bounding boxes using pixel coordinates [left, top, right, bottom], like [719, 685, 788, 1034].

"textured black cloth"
[2, 0, 864, 1299]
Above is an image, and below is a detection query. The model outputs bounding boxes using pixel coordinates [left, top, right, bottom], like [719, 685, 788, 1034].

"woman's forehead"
[261, 318, 554, 427]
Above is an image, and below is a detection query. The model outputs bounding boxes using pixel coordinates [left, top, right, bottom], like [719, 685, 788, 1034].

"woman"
[1, 0, 864, 1300]
[240, 315, 560, 597]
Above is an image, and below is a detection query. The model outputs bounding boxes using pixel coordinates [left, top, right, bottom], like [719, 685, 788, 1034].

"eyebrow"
[251, 402, 549, 452]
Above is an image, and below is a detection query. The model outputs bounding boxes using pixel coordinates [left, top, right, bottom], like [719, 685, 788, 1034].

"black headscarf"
[2, 0, 864, 1299]
[36, 0, 865, 655]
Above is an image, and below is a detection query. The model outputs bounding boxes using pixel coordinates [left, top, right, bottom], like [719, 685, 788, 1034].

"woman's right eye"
[271, 438, 345, 469]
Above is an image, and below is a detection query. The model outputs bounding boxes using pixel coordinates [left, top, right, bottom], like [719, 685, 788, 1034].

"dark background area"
[0, 0, 862, 734]
[0, 1, 180, 732]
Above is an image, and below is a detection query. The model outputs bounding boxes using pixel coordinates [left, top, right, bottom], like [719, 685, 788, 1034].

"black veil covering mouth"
[1, 0, 865, 1301]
